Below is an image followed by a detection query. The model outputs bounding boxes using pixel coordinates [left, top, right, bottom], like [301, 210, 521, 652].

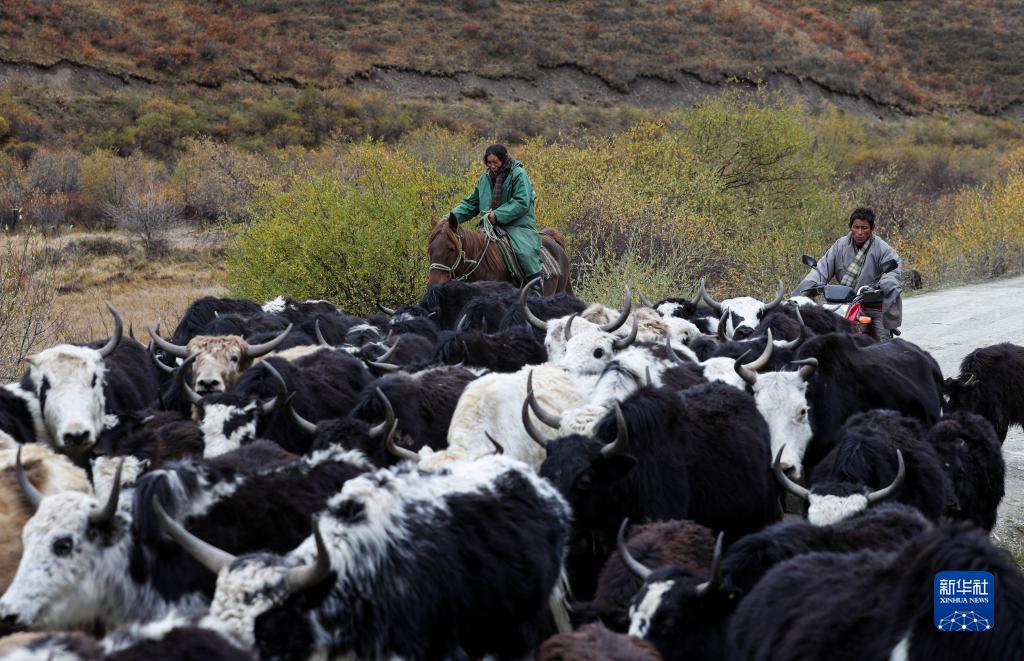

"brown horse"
[427, 216, 572, 295]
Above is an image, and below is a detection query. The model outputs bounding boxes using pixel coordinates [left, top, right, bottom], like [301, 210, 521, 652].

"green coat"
[450, 160, 543, 277]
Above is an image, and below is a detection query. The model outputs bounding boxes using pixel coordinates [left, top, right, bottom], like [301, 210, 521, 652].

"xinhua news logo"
[934, 571, 995, 632]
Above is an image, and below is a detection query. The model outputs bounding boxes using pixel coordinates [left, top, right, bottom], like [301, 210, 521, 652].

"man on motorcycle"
[793, 207, 903, 337]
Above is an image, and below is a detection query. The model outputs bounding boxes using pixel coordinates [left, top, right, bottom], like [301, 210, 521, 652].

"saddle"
[485, 222, 562, 286]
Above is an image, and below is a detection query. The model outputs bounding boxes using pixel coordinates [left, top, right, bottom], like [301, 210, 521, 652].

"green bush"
[227, 141, 462, 314]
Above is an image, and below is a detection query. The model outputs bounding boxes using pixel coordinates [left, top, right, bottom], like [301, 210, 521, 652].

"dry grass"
[37, 227, 226, 346]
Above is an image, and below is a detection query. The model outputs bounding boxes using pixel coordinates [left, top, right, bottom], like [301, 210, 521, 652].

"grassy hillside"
[2, 0, 1023, 113]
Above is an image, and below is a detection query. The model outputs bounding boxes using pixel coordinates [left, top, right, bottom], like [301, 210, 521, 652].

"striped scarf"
[841, 236, 872, 287]
[488, 159, 512, 212]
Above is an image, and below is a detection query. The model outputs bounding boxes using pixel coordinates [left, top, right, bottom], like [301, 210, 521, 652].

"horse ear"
[430, 216, 439, 228]
[448, 215, 459, 231]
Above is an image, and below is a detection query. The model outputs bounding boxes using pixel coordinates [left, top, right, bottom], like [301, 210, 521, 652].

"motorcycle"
[799, 254, 900, 340]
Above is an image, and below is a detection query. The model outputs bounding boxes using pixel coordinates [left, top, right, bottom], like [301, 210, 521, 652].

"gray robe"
[794, 234, 903, 329]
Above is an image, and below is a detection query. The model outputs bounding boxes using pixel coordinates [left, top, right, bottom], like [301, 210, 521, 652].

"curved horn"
[779, 305, 807, 351]
[792, 357, 818, 382]
[153, 497, 236, 574]
[866, 449, 905, 504]
[600, 404, 630, 458]
[455, 314, 469, 333]
[645, 366, 653, 388]
[763, 279, 786, 311]
[96, 303, 123, 359]
[368, 387, 397, 439]
[284, 518, 333, 594]
[15, 446, 43, 512]
[519, 279, 548, 330]
[289, 394, 319, 434]
[149, 341, 175, 374]
[385, 420, 419, 462]
[147, 324, 189, 359]
[664, 335, 687, 364]
[563, 314, 578, 342]
[599, 285, 633, 333]
[617, 518, 652, 580]
[772, 446, 809, 501]
[366, 359, 401, 373]
[259, 361, 289, 415]
[244, 323, 293, 359]
[314, 319, 330, 347]
[743, 329, 774, 371]
[88, 458, 125, 525]
[734, 350, 758, 387]
[695, 532, 725, 596]
[378, 303, 396, 316]
[637, 291, 654, 308]
[611, 316, 639, 351]
[699, 278, 723, 314]
[484, 432, 505, 455]
[963, 373, 980, 387]
[521, 390, 550, 451]
[176, 353, 202, 404]
[375, 339, 400, 364]
[527, 371, 562, 429]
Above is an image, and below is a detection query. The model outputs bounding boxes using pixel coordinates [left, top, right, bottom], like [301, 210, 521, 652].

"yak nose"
[63, 430, 92, 447]
[196, 379, 222, 393]
[732, 327, 753, 340]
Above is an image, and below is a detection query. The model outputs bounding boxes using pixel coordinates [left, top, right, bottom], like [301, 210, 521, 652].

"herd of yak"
[0, 277, 1021, 660]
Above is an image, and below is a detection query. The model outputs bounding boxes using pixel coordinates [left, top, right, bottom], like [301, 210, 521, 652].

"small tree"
[0, 231, 64, 380]
[105, 179, 183, 257]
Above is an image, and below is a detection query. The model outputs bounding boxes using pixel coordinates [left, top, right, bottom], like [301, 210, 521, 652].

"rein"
[430, 225, 493, 282]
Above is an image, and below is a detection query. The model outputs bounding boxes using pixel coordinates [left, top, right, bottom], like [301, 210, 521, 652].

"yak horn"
[153, 497, 236, 574]
[763, 280, 786, 311]
[366, 339, 401, 372]
[149, 341, 175, 374]
[527, 371, 562, 429]
[963, 373, 980, 387]
[88, 458, 125, 525]
[284, 518, 333, 594]
[600, 405, 630, 458]
[664, 335, 688, 364]
[244, 323, 293, 358]
[290, 395, 319, 434]
[599, 285, 633, 333]
[176, 354, 202, 404]
[148, 323, 189, 359]
[15, 446, 43, 512]
[563, 314, 578, 342]
[637, 291, 654, 308]
[734, 350, 758, 387]
[866, 450, 905, 504]
[793, 357, 818, 382]
[772, 446, 809, 501]
[611, 316, 639, 351]
[521, 390, 550, 450]
[385, 420, 418, 462]
[744, 329, 774, 371]
[259, 361, 289, 415]
[695, 532, 726, 596]
[698, 278, 723, 314]
[779, 304, 807, 350]
[519, 279, 547, 330]
[484, 432, 505, 455]
[378, 303, 396, 316]
[617, 518, 652, 580]
[368, 387, 397, 439]
[314, 319, 330, 347]
[96, 303, 124, 359]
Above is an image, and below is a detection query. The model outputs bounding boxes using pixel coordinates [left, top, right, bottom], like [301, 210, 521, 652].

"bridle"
[429, 224, 492, 282]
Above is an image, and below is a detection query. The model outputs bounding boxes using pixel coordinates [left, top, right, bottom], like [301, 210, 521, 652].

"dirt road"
[901, 275, 1024, 555]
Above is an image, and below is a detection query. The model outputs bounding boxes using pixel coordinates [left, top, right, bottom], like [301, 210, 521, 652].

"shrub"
[0, 230, 64, 380]
[104, 179, 183, 257]
[170, 137, 269, 223]
[227, 141, 459, 314]
[26, 147, 81, 194]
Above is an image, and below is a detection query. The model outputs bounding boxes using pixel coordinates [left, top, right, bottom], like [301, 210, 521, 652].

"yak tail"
[548, 567, 573, 634]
